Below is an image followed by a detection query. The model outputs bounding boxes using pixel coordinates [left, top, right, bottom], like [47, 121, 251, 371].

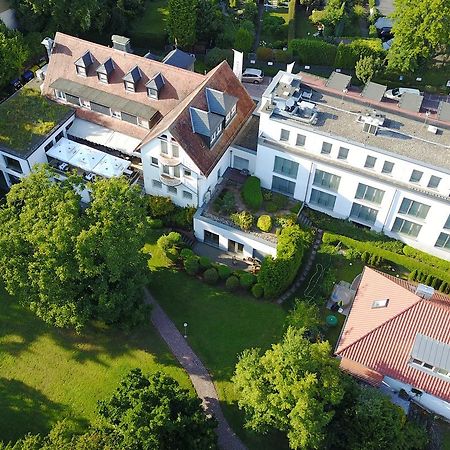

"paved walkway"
[144, 288, 247, 450]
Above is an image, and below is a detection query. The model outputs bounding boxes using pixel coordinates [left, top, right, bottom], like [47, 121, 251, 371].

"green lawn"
[0, 287, 192, 443]
[145, 231, 289, 449]
[294, 6, 316, 39]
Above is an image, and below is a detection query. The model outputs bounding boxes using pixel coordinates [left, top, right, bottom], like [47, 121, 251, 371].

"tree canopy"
[167, 0, 198, 48]
[388, 0, 450, 72]
[0, 166, 148, 331]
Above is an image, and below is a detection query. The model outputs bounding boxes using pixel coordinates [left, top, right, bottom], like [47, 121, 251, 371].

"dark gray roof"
[75, 50, 93, 68]
[123, 66, 142, 83]
[361, 81, 387, 102]
[189, 107, 223, 137]
[206, 87, 237, 117]
[437, 101, 450, 122]
[146, 72, 165, 91]
[50, 78, 158, 119]
[144, 51, 159, 61]
[399, 92, 424, 113]
[411, 333, 450, 372]
[326, 71, 352, 91]
[96, 57, 115, 75]
[162, 48, 195, 70]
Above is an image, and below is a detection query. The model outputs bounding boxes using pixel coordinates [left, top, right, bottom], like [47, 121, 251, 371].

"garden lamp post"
[183, 322, 188, 338]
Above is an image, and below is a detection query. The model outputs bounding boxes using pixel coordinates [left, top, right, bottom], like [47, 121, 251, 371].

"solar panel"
[326, 71, 352, 91]
[361, 81, 387, 102]
[437, 101, 450, 122]
[399, 92, 423, 113]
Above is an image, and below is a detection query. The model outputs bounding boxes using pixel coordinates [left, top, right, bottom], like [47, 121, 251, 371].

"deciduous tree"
[355, 55, 381, 84]
[167, 0, 198, 48]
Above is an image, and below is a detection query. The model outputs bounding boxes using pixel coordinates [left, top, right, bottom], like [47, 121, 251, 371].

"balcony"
[159, 153, 180, 167]
[160, 173, 182, 187]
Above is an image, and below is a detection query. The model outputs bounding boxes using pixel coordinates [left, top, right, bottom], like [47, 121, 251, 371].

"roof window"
[372, 299, 389, 309]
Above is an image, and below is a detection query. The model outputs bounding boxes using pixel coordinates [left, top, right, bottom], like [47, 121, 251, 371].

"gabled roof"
[206, 87, 238, 117]
[96, 57, 115, 75]
[162, 48, 195, 70]
[336, 267, 450, 402]
[146, 72, 165, 91]
[190, 107, 223, 137]
[75, 50, 93, 68]
[123, 66, 142, 83]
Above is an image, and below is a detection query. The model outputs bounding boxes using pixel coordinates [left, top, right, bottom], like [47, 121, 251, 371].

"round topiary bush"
[257, 215, 272, 232]
[225, 275, 240, 291]
[180, 248, 194, 260]
[251, 283, 264, 299]
[240, 272, 256, 290]
[146, 217, 163, 229]
[217, 264, 232, 280]
[203, 268, 219, 284]
[199, 256, 211, 270]
[184, 256, 200, 275]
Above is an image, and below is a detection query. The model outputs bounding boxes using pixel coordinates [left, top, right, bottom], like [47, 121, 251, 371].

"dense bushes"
[226, 275, 240, 291]
[241, 176, 263, 211]
[147, 195, 195, 230]
[334, 39, 385, 70]
[258, 225, 310, 298]
[287, 0, 296, 41]
[147, 217, 164, 229]
[257, 215, 272, 232]
[217, 264, 232, 280]
[402, 246, 450, 272]
[240, 273, 256, 290]
[157, 232, 182, 261]
[231, 211, 254, 231]
[203, 268, 219, 284]
[205, 47, 233, 70]
[251, 283, 264, 299]
[288, 39, 338, 65]
[184, 256, 200, 275]
[148, 195, 175, 218]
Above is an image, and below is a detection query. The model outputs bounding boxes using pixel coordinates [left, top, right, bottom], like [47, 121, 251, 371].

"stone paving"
[144, 288, 247, 450]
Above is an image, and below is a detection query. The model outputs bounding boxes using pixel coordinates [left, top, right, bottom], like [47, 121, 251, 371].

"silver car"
[241, 68, 264, 84]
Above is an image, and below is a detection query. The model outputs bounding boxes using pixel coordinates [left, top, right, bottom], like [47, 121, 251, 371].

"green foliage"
[240, 273, 256, 290]
[184, 256, 200, 275]
[275, 213, 297, 229]
[205, 47, 234, 69]
[203, 267, 219, 284]
[234, 27, 253, 53]
[230, 211, 254, 231]
[146, 217, 164, 229]
[388, 0, 450, 72]
[286, 299, 321, 333]
[167, 0, 198, 47]
[217, 264, 232, 280]
[242, 0, 258, 23]
[196, 0, 224, 46]
[251, 283, 264, 299]
[199, 256, 212, 270]
[355, 55, 382, 83]
[262, 13, 287, 42]
[402, 246, 450, 273]
[287, 0, 296, 41]
[265, 201, 278, 213]
[233, 327, 345, 449]
[165, 205, 196, 230]
[214, 190, 236, 214]
[288, 39, 338, 65]
[225, 275, 240, 291]
[180, 248, 195, 260]
[147, 195, 176, 218]
[0, 26, 30, 87]
[273, 49, 294, 63]
[257, 215, 273, 232]
[353, 4, 366, 17]
[241, 176, 263, 211]
[368, 24, 378, 38]
[157, 232, 181, 261]
[258, 225, 309, 298]
[335, 39, 385, 70]
[256, 46, 275, 61]
[310, 0, 345, 30]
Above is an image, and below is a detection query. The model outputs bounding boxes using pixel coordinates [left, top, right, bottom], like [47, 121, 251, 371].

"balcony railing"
[159, 153, 180, 167]
[160, 173, 182, 187]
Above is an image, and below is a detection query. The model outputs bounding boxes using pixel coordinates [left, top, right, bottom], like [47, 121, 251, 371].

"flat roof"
[326, 71, 351, 91]
[361, 81, 387, 102]
[0, 82, 73, 158]
[399, 92, 424, 113]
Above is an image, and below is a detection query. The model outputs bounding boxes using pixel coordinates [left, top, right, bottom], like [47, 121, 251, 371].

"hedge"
[322, 232, 450, 284]
[184, 256, 200, 275]
[217, 264, 232, 280]
[226, 275, 240, 291]
[240, 273, 256, 290]
[334, 39, 385, 70]
[203, 268, 219, 284]
[242, 176, 263, 210]
[199, 256, 212, 270]
[146, 217, 164, 229]
[251, 283, 264, 299]
[288, 39, 338, 65]
[402, 246, 450, 273]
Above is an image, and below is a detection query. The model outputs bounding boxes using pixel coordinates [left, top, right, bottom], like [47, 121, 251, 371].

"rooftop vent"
[112, 35, 132, 53]
[415, 284, 435, 300]
[372, 298, 389, 309]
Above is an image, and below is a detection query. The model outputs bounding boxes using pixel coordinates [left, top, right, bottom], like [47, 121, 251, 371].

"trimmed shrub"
[251, 283, 264, 299]
[288, 39, 338, 65]
[146, 217, 164, 229]
[276, 213, 297, 228]
[148, 195, 175, 218]
[203, 268, 219, 284]
[199, 256, 211, 270]
[225, 275, 240, 291]
[242, 176, 263, 210]
[274, 49, 293, 63]
[166, 205, 196, 230]
[231, 211, 254, 231]
[205, 47, 233, 69]
[240, 273, 256, 290]
[257, 215, 272, 232]
[334, 39, 385, 70]
[180, 248, 194, 260]
[402, 246, 450, 273]
[256, 46, 274, 61]
[157, 232, 182, 261]
[408, 269, 418, 281]
[217, 264, 232, 280]
[184, 256, 200, 275]
[265, 201, 278, 213]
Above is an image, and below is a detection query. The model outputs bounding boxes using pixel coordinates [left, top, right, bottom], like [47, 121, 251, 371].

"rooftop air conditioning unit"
[415, 283, 435, 300]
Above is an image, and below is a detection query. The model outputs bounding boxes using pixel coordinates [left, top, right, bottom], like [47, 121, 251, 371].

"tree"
[167, 0, 198, 48]
[0, 23, 29, 88]
[233, 327, 345, 449]
[97, 369, 218, 449]
[388, 0, 450, 72]
[234, 27, 253, 53]
[310, 0, 345, 31]
[355, 55, 381, 84]
[286, 300, 321, 335]
[196, 0, 223, 46]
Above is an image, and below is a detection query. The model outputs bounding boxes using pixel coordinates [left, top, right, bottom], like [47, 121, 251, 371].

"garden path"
[144, 288, 247, 450]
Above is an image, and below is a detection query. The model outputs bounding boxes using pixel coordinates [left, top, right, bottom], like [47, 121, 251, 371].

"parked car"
[242, 68, 264, 84]
[384, 87, 421, 101]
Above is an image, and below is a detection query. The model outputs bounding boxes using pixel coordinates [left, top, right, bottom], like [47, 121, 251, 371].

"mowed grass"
[294, 6, 316, 38]
[145, 231, 289, 449]
[0, 287, 192, 443]
[131, 0, 169, 35]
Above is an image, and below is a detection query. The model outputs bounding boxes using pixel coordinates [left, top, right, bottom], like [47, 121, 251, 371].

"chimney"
[41, 37, 54, 61]
[111, 35, 132, 53]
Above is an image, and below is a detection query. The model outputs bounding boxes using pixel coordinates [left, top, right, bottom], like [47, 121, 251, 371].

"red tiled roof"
[336, 267, 450, 402]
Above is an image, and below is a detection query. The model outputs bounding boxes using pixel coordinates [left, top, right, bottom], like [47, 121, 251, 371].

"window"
[392, 217, 422, 238]
[399, 198, 430, 220]
[98, 73, 108, 84]
[184, 169, 192, 177]
[137, 117, 149, 129]
[445, 215, 450, 230]
[313, 169, 341, 192]
[44, 141, 53, 151]
[273, 156, 299, 179]
[172, 144, 179, 158]
[111, 110, 121, 119]
[124, 81, 135, 92]
[121, 112, 138, 125]
[204, 230, 219, 247]
[80, 99, 90, 109]
[296, 134, 306, 147]
[321, 142, 332, 154]
[183, 190, 193, 200]
[76, 65, 86, 77]
[372, 299, 389, 309]
[151, 157, 158, 166]
[3, 156, 22, 173]
[162, 165, 170, 175]
[228, 239, 244, 253]
[65, 94, 80, 105]
[410, 169, 423, 183]
[428, 175, 441, 189]
[355, 183, 385, 204]
[272, 175, 295, 196]
[167, 186, 177, 195]
[423, 363, 434, 370]
[364, 155, 377, 168]
[147, 88, 158, 99]
[280, 129, 290, 141]
[337, 147, 349, 160]
[350, 203, 378, 225]
[173, 166, 180, 178]
[309, 188, 336, 211]
[152, 179, 162, 189]
[55, 90, 66, 100]
[91, 102, 110, 115]
[55, 131, 64, 142]
[435, 232, 450, 250]
[161, 140, 168, 154]
[382, 161, 394, 174]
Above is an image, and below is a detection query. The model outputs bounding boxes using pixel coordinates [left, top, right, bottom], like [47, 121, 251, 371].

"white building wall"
[229, 145, 257, 174]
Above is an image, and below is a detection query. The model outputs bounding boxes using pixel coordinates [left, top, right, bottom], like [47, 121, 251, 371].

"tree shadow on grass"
[0, 378, 88, 443]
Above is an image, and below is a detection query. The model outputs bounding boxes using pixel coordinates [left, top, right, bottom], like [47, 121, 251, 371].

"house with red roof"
[335, 267, 450, 420]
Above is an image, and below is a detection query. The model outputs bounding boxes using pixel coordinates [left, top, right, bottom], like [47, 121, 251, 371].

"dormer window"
[190, 107, 224, 149]
[74, 50, 94, 77]
[146, 72, 165, 99]
[96, 57, 115, 84]
[205, 87, 238, 127]
[226, 103, 237, 125]
[123, 66, 142, 93]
